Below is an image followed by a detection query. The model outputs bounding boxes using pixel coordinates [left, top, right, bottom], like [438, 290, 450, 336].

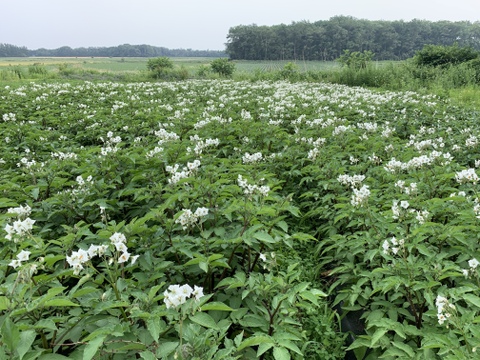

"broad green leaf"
[189, 312, 218, 329]
[0, 297, 10, 311]
[17, 330, 36, 360]
[35, 319, 57, 331]
[83, 335, 106, 360]
[38, 355, 70, 360]
[371, 328, 388, 347]
[1, 317, 19, 352]
[200, 302, 234, 311]
[391, 340, 415, 357]
[464, 294, 480, 309]
[157, 341, 178, 357]
[140, 350, 156, 360]
[253, 231, 275, 243]
[44, 298, 79, 307]
[273, 346, 291, 360]
[280, 340, 302, 356]
[147, 317, 163, 342]
[237, 335, 274, 352]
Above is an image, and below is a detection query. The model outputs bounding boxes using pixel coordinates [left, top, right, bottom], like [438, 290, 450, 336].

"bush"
[337, 50, 374, 70]
[210, 58, 235, 77]
[413, 44, 479, 67]
[147, 57, 174, 79]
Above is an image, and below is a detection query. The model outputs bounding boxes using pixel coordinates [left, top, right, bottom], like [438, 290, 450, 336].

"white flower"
[8, 259, 22, 268]
[118, 251, 130, 264]
[351, 185, 370, 207]
[17, 250, 31, 262]
[192, 285, 204, 301]
[468, 258, 479, 269]
[130, 255, 140, 265]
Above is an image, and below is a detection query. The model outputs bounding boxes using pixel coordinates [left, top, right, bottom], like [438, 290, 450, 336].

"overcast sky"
[1, 0, 478, 50]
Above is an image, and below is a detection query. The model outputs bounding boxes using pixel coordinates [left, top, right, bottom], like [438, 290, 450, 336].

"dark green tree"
[210, 58, 235, 77]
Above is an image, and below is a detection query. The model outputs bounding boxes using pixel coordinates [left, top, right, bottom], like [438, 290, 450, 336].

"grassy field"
[0, 57, 341, 75]
[1, 56, 479, 110]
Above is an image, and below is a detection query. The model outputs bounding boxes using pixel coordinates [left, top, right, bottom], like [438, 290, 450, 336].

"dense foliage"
[226, 16, 480, 61]
[1, 79, 480, 359]
[210, 58, 236, 77]
[413, 44, 479, 67]
[0, 43, 226, 58]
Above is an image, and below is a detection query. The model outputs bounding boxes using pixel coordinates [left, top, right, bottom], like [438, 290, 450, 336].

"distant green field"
[0, 57, 342, 75]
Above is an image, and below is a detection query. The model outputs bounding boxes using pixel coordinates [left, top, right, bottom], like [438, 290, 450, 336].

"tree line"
[225, 16, 480, 61]
[0, 43, 226, 58]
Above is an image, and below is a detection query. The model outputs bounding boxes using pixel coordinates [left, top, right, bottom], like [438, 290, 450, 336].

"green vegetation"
[210, 58, 236, 77]
[226, 17, 480, 61]
[1, 43, 480, 359]
[413, 44, 479, 67]
[2, 75, 480, 359]
[337, 50, 374, 69]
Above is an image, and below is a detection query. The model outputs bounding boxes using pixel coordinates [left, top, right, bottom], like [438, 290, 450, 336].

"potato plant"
[0, 79, 479, 359]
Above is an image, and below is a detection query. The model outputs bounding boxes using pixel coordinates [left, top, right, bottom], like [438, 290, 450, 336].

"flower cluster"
[436, 295, 455, 325]
[154, 128, 180, 144]
[337, 174, 366, 188]
[100, 131, 121, 157]
[394, 180, 418, 195]
[350, 185, 370, 207]
[51, 151, 78, 161]
[237, 174, 270, 197]
[163, 284, 204, 309]
[66, 232, 138, 275]
[8, 250, 31, 269]
[382, 237, 405, 255]
[17, 156, 38, 169]
[461, 258, 479, 278]
[242, 152, 263, 164]
[186, 135, 220, 155]
[259, 251, 276, 270]
[2, 112, 16, 121]
[175, 207, 209, 230]
[165, 160, 201, 185]
[384, 151, 453, 173]
[391, 200, 410, 220]
[455, 168, 479, 185]
[145, 146, 164, 159]
[4, 204, 35, 242]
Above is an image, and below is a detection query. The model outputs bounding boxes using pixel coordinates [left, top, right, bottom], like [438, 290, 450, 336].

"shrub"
[210, 58, 235, 77]
[413, 44, 479, 68]
[147, 57, 174, 79]
[337, 50, 374, 70]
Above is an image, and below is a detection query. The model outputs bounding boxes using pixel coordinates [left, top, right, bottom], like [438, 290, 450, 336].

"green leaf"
[200, 302, 234, 311]
[464, 294, 480, 309]
[371, 328, 388, 347]
[17, 330, 36, 360]
[147, 317, 162, 342]
[38, 355, 71, 360]
[0, 297, 10, 311]
[35, 319, 58, 331]
[1, 317, 19, 352]
[391, 340, 415, 357]
[44, 298, 79, 307]
[189, 312, 218, 329]
[237, 335, 274, 352]
[140, 350, 156, 360]
[253, 231, 276, 244]
[157, 341, 178, 357]
[273, 346, 291, 360]
[299, 290, 320, 306]
[257, 342, 274, 356]
[280, 340, 302, 356]
[83, 335, 106, 360]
